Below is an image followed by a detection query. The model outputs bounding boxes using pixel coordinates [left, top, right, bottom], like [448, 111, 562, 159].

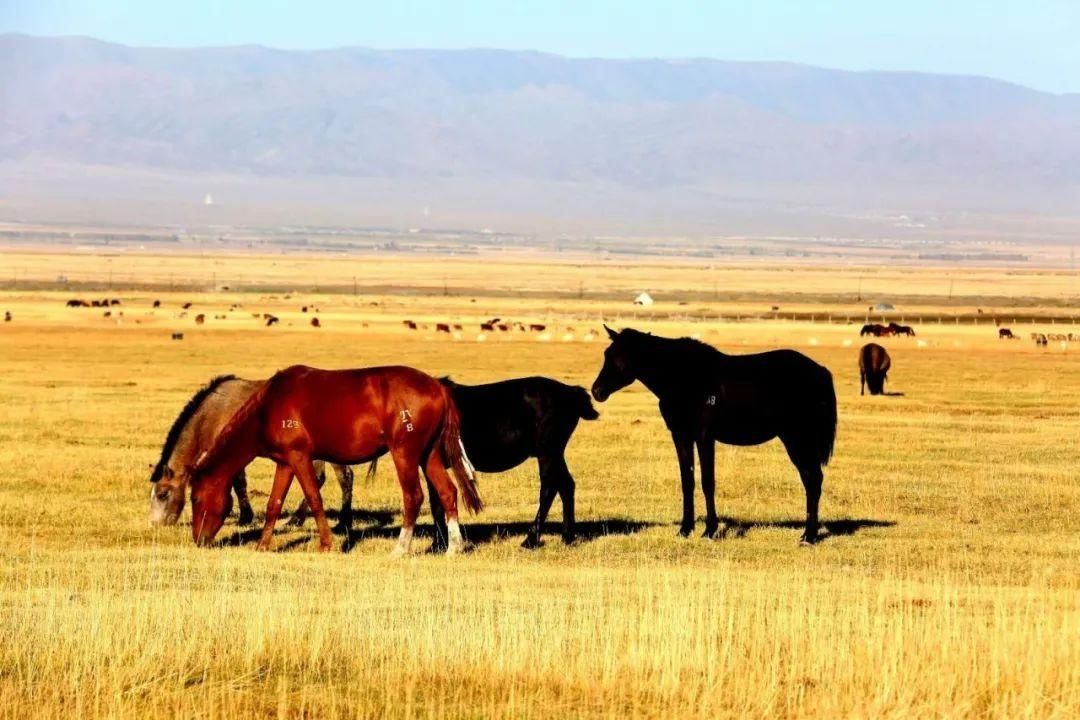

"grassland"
[1, 251, 1079, 719]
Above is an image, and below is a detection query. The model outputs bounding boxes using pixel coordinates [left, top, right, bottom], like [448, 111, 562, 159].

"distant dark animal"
[529, 324, 546, 332]
[591, 327, 836, 544]
[182, 302, 193, 310]
[4, 311, 10, 322]
[265, 316, 279, 327]
[110, 299, 121, 306]
[310, 317, 321, 328]
[295, 376, 600, 549]
[149, 375, 354, 529]
[103, 311, 112, 318]
[998, 328, 1016, 340]
[487, 318, 501, 325]
[452, 324, 463, 331]
[171, 332, 184, 340]
[188, 365, 482, 553]
[302, 306, 308, 313]
[403, 320, 418, 330]
[1034, 334, 1048, 346]
[860, 323, 885, 337]
[859, 343, 891, 396]
[195, 314, 206, 325]
[153, 300, 161, 308]
[436, 323, 451, 333]
[497, 324, 510, 332]
[891, 323, 916, 337]
[480, 322, 495, 332]
[90, 300, 102, 307]
[771, 306, 780, 312]
[67, 299, 89, 308]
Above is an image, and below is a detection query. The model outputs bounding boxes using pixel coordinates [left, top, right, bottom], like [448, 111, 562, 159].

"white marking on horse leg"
[458, 438, 476, 480]
[391, 526, 414, 557]
[445, 518, 465, 555]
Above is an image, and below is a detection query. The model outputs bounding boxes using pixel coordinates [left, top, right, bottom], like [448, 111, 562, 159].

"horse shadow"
[717, 515, 895, 542]
[218, 508, 396, 550]
[341, 518, 656, 553]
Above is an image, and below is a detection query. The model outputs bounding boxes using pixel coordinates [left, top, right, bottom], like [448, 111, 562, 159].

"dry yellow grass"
[1, 253, 1079, 719]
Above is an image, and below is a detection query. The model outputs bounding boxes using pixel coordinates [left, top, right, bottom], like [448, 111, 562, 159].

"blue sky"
[2, 0, 1078, 93]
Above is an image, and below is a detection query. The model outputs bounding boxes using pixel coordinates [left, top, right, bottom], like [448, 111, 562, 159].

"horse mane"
[150, 374, 237, 482]
[619, 328, 725, 368]
[191, 377, 272, 477]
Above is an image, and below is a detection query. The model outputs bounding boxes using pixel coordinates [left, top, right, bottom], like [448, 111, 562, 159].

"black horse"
[590, 326, 836, 544]
[294, 376, 600, 549]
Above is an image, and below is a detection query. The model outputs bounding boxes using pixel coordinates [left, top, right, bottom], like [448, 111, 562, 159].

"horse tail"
[364, 458, 379, 481]
[439, 387, 483, 513]
[193, 378, 271, 476]
[817, 367, 837, 467]
[571, 385, 600, 420]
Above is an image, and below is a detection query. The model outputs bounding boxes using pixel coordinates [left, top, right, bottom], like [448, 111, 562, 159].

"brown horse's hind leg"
[233, 470, 254, 525]
[290, 454, 335, 552]
[389, 447, 424, 556]
[258, 463, 295, 551]
[424, 453, 464, 554]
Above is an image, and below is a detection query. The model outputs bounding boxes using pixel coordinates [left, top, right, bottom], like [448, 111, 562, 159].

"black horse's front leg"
[696, 437, 720, 538]
[523, 455, 565, 549]
[672, 433, 696, 536]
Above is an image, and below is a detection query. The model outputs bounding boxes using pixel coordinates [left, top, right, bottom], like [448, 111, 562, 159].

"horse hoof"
[318, 544, 334, 553]
[237, 511, 255, 526]
[678, 526, 694, 538]
[561, 534, 577, 546]
[799, 535, 819, 546]
[255, 542, 272, 552]
[521, 535, 542, 550]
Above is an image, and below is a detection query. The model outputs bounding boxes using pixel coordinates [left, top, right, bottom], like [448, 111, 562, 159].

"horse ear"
[604, 324, 619, 340]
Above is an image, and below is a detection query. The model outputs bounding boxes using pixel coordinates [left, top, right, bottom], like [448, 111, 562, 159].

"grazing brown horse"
[149, 375, 355, 528]
[859, 343, 891, 395]
[189, 365, 482, 554]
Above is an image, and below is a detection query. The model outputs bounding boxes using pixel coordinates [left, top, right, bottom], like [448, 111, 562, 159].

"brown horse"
[148, 375, 356, 529]
[859, 343, 891, 395]
[189, 365, 482, 554]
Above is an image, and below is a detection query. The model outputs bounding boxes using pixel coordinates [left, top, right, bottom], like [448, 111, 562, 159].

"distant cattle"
[4, 311, 11, 322]
[182, 302, 193, 310]
[171, 332, 184, 341]
[109, 299, 121, 306]
[265, 316, 279, 327]
[480, 322, 495, 332]
[487, 317, 501, 325]
[195, 314, 206, 325]
[998, 328, 1016, 340]
[403, 320, 418, 330]
[859, 343, 892, 396]
[66, 299, 89, 308]
[152, 299, 161, 308]
[1034, 334, 1048, 346]
[103, 311, 112, 318]
[90, 300, 103, 307]
[452, 324, 463, 331]
[436, 323, 451, 333]
[529, 324, 546, 332]
[497, 324, 510, 332]
[302, 306, 308, 313]
[310, 317, 321, 328]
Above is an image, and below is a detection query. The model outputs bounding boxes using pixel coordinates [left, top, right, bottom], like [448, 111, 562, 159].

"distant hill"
[2, 34, 1079, 237]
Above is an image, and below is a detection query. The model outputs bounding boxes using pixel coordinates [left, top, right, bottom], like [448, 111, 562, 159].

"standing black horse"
[293, 376, 600, 549]
[590, 327, 836, 544]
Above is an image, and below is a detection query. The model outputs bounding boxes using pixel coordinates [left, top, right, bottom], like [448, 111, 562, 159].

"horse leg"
[557, 462, 577, 545]
[672, 432, 696, 537]
[390, 447, 424, 557]
[782, 438, 824, 545]
[233, 469, 254, 525]
[423, 452, 465, 554]
[425, 473, 449, 552]
[523, 456, 562, 549]
[288, 459, 326, 527]
[289, 454, 335, 552]
[697, 437, 720, 538]
[257, 462, 295, 551]
[860, 370, 865, 396]
[334, 464, 355, 532]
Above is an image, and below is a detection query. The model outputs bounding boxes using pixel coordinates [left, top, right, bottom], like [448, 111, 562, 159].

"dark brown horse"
[591, 327, 836, 544]
[189, 365, 482, 554]
[859, 343, 891, 395]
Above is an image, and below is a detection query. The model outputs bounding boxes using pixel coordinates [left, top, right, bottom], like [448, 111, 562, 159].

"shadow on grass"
[717, 515, 896, 542]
